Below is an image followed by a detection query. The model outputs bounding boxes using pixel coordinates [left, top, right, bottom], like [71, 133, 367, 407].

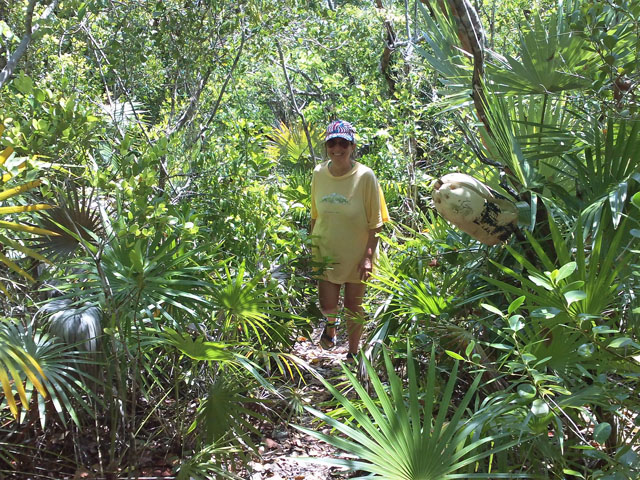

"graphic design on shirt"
[320, 193, 349, 205]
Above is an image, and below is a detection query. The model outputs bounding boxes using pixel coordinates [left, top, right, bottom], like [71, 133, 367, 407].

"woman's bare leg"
[344, 282, 366, 355]
[319, 280, 341, 337]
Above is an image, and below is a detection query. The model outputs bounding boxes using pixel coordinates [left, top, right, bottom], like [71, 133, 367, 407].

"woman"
[310, 120, 389, 361]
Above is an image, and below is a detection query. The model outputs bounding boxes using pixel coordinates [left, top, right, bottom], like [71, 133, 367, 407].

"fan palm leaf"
[30, 182, 105, 260]
[174, 444, 243, 480]
[0, 322, 47, 419]
[295, 346, 528, 478]
[265, 120, 324, 167]
[209, 261, 298, 347]
[54, 230, 217, 335]
[0, 321, 102, 426]
[486, 9, 597, 95]
[416, 0, 474, 109]
[545, 119, 640, 232]
[0, 124, 60, 291]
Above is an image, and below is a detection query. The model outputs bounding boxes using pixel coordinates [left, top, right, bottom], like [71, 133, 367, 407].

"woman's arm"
[358, 226, 382, 281]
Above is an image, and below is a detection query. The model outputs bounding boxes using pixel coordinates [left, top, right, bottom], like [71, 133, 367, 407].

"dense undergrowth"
[1, 0, 639, 478]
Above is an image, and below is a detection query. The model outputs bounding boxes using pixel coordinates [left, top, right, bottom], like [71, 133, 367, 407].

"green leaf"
[562, 469, 585, 478]
[593, 422, 612, 444]
[556, 262, 577, 282]
[464, 340, 475, 357]
[602, 35, 617, 50]
[632, 192, 640, 209]
[13, 74, 33, 94]
[607, 337, 633, 348]
[531, 307, 561, 319]
[445, 350, 464, 360]
[508, 315, 525, 332]
[517, 383, 536, 399]
[531, 399, 549, 417]
[508, 295, 526, 314]
[481, 303, 504, 317]
[529, 274, 553, 290]
[592, 325, 619, 334]
[564, 290, 587, 306]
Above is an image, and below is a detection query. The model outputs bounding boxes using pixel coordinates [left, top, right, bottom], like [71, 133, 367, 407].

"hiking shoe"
[319, 327, 337, 350]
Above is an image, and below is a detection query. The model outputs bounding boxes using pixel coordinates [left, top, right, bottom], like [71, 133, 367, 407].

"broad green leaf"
[561, 281, 585, 293]
[508, 315, 525, 332]
[481, 303, 503, 317]
[564, 290, 587, 306]
[529, 274, 553, 290]
[508, 295, 526, 314]
[517, 383, 536, 399]
[531, 399, 549, 417]
[607, 337, 633, 348]
[593, 422, 612, 444]
[531, 307, 561, 319]
[445, 350, 464, 360]
[592, 325, 619, 334]
[556, 262, 577, 282]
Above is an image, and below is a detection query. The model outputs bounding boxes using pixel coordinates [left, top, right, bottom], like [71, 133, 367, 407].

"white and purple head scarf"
[325, 120, 356, 143]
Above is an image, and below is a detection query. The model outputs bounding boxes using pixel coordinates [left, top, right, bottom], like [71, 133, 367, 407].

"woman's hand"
[358, 255, 373, 281]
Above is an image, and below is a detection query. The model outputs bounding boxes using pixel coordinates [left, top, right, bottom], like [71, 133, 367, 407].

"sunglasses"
[326, 138, 352, 148]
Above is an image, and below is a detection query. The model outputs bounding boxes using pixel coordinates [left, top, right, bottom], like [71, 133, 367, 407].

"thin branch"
[0, 0, 59, 90]
[275, 39, 316, 164]
[286, 65, 324, 97]
[166, 67, 213, 136]
[81, 23, 125, 139]
[375, 0, 398, 94]
[199, 25, 247, 139]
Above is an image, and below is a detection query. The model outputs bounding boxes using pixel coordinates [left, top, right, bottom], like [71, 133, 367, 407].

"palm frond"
[265, 121, 324, 167]
[30, 182, 105, 260]
[1, 321, 102, 427]
[209, 262, 297, 347]
[486, 9, 597, 95]
[416, 0, 474, 110]
[0, 321, 48, 419]
[546, 119, 640, 232]
[175, 444, 243, 480]
[294, 346, 528, 479]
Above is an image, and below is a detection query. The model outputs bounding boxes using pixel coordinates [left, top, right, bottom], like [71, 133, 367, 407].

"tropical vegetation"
[0, 0, 638, 478]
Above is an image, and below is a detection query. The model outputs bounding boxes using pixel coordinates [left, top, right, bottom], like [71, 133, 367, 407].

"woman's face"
[326, 137, 355, 163]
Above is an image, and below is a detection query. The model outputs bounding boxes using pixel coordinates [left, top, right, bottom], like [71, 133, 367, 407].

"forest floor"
[1, 326, 356, 480]
[246, 325, 357, 480]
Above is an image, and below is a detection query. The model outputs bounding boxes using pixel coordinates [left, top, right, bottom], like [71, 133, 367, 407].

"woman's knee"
[343, 283, 365, 314]
[343, 299, 363, 314]
[318, 281, 340, 314]
[319, 298, 339, 314]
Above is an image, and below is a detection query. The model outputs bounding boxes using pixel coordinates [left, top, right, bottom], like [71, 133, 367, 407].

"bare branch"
[276, 39, 316, 164]
[0, 0, 59, 90]
[166, 66, 213, 136]
[199, 25, 247, 139]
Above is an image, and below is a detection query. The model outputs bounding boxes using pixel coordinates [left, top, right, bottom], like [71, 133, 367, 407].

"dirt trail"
[247, 326, 354, 480]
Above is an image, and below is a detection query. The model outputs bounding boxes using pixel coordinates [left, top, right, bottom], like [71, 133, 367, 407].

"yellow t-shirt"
[311, 161, 389, 284]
